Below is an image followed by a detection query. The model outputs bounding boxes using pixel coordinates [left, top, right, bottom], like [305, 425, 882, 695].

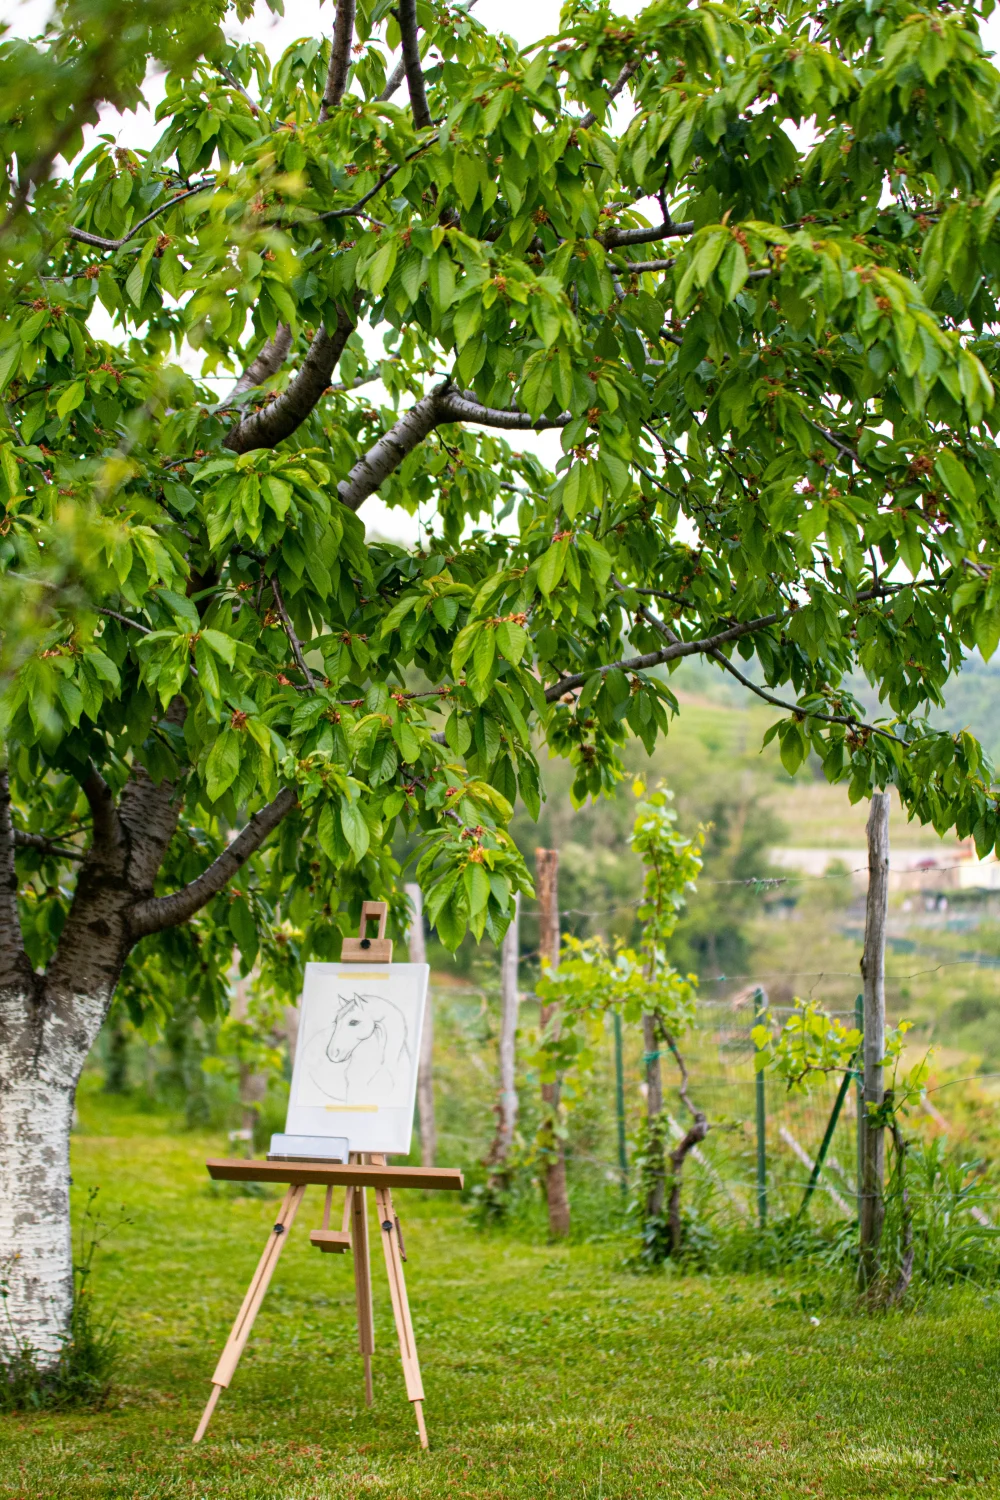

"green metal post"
[797, 1061, 856, 1220]
[613, 1010, 628, 1196]
[754, 987, 767, 1228]
[855, 992, 864, 1223]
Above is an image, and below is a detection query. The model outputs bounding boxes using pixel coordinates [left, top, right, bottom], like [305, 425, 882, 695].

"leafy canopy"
[4, 0, 1000, 1022]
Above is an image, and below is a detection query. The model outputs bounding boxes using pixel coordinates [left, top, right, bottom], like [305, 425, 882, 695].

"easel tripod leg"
[192, 1184, 305, 1443]
[374, 1184, 427, 1449]
[349, 1183, 375, 1406]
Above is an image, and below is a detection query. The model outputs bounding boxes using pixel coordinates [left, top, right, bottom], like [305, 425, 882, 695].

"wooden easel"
[192, 903, 457, 1449]
[190, 1156, 459, 1447]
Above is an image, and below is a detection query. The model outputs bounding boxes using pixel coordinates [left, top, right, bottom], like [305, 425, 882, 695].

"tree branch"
[338, 381, 451, 509]
[320, 0, 357, 120]
[632, 596, 906, 745]
[398, 0, 433, 129]
[377, 55, 407, 102]
[79, 765, 120, 853]
[600, 219, 695, 249]
[65, 182, 214, 251]
[336, 382, 570, 510]
[317, 135, 439, 221]
[129, 786, 297, 938]
[270, 573, 317, 690]
[579, 57, 640, 130]
[440, 389, 572, 430]
[224, 307, 354, 453]
[543, 612, 781, 701]
[223, 323, 293, 405]
[12, 829, 84, 860]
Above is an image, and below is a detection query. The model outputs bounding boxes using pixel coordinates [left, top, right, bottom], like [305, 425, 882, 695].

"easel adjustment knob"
[381, 1219, 393, 1232]
[273, 1223, 285, 1234]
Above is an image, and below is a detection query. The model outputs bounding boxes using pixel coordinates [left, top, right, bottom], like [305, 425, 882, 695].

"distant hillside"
[671, 652, 1000, 763]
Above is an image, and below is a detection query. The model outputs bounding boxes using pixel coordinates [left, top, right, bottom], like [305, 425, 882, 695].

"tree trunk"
[643, 1012, 666, 1222]
[859, 790, 889, 1288]
[536, 848, 570, 1238]
[406, 882, 435, 1167]
[487, 892, 520, 1181]
[0, 1063, 76, 1364]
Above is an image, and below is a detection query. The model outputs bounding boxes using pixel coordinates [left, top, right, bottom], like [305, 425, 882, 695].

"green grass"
[2, 1096, 1000, 1498]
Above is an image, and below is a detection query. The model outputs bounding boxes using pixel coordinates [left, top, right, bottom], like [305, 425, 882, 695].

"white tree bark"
[405, 883, 435, 1167]
[0, 994, 105, 1363]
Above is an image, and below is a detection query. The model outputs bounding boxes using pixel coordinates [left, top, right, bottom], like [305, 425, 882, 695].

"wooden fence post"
[406, 882, 435, 1169]
[859, 791, 890, 1286]
[753, 987, 768, 1230]
[536, 849, 570, 1238]
[488, 892, 521, 1180]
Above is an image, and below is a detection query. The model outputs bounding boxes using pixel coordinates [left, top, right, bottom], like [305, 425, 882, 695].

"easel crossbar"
[206, 1158, 463, 1190]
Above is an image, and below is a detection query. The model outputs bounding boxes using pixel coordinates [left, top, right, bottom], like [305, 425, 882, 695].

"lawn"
[1, 1095, 998, 1499]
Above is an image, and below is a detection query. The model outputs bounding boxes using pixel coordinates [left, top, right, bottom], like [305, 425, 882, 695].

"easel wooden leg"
[192, 1184, 305, 1443]
[349, 1182, 376, 1406]
[374, 1183, 427, 1449]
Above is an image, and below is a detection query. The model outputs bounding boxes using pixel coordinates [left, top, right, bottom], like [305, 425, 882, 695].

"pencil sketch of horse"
[306, 990, 411, 1103]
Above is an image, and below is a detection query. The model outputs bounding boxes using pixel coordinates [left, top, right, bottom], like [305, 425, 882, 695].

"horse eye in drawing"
[349, 1019, 359, 1026]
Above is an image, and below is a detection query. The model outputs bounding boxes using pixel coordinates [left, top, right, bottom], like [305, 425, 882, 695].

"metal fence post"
[754, 987, 767, 1229]
[613, 1010, 628, 1196]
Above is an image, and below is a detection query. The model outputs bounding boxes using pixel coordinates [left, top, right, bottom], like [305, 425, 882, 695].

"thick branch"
[320, 0, 357, 120]
[377, 55, 407, 102]
[579, 57, 640, 130]
[65, 182, 213, 252]
[224, 307, 354, 453]
[130, 786, 297, 939]
[338, 381, 449, 509]
[224, 324, 293, 405]
[337, 383, 570, 510]
[80, 765, 120, 853]
[398, 0, 433, 129]
[601, 219, 695, 249]
[441, 389, 571, 430]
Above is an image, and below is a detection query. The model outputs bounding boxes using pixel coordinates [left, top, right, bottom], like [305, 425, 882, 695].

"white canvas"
[282, 962, 429, 1156]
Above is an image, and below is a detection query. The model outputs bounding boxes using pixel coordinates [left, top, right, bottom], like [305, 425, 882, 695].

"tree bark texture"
[859, 789, 889, 1286]
[487, 891, 520, 1178]
[536, 848, 570, 1238]
[0, 1068, 77, 1363]
[319, 0, 356, 119]
[406, 882, 435, 1167]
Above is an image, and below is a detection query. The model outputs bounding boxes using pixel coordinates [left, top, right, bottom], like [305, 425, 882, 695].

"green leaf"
[537, 538, 569, 597]
[935, 450, 977, 510]
[340, 796, 370, 861]
[205, 728, 240, 800]
[462, 860, 490, 916]
[55, 380, 85, 419]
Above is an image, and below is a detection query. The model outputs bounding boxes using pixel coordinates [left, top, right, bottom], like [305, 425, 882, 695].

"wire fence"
[431, 979, 1000, 1233]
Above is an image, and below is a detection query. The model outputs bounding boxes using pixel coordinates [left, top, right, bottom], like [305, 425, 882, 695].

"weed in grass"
[0, 1188, 123, 1412]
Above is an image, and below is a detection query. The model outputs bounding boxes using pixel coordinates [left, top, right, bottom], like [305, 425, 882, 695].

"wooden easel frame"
[193, 903, 453, 1450]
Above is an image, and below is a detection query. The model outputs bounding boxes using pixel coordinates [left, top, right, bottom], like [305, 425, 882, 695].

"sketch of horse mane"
[306, 989, 411, 1104]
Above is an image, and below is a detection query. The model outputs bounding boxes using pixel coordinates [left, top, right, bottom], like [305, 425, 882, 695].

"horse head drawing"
[322, 990, 410, 1101]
